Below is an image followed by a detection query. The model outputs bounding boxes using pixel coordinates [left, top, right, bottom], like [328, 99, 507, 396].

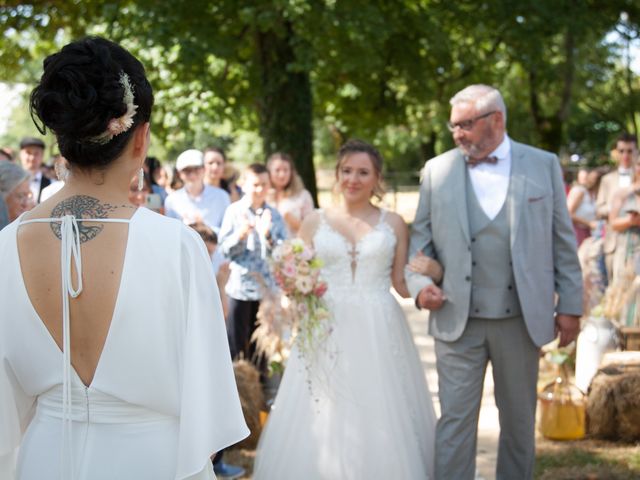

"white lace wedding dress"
[253, 209, 436, 479]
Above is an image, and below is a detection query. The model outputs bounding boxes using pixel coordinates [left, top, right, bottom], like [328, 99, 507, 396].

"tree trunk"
[528, 27, 575, 153]
[255, 22, 317, 204]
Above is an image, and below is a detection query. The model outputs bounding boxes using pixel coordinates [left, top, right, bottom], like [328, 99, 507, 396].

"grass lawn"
[535, 437, 640, 479]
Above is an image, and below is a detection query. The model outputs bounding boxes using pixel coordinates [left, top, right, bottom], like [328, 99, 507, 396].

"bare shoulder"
[383, 209, 408, 229]
[382, 209, 409, 239]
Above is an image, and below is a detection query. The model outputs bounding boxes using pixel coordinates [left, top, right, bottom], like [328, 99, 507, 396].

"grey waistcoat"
[466, 172, 522, 319]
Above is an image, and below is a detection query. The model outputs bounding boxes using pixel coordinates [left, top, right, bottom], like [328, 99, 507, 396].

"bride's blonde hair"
[333, 139, 385, 201]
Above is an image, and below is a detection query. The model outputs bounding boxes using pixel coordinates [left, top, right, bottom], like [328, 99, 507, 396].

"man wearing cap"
[164, 149, 231, 233]
[19, 137, 49, 203]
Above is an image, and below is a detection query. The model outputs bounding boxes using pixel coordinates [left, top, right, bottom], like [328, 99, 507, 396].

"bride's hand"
[408, 252, 443, 283]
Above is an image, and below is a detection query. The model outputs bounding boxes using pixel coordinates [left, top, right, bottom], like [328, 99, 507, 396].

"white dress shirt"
[164, 184, 231, 233]
[467, 134, 511, 220]
[618, 167, 632, 188]
[29, 171, 42, 203]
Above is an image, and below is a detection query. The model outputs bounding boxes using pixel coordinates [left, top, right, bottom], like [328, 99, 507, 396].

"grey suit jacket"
[407, 140, 583, 347]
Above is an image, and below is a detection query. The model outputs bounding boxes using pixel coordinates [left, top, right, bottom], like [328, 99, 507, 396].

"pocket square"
[528, 195, 546, 203]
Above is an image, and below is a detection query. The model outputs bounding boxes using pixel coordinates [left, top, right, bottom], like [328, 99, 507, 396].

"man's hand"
[555, 314, 580, 347]
[255, 209, 272, 237]
[417, 284, 446, 311]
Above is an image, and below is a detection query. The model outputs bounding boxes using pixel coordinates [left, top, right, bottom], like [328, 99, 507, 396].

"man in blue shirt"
[164, 149, 231, 233]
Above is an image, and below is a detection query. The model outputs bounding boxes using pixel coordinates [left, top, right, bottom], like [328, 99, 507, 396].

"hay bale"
[233, 359, 266, 449]
[587, 363, 640, 442]
[587, 369, 619, 439]
[612, 372, 640, 442]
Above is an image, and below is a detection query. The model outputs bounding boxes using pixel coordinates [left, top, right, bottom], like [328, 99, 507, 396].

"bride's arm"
[388, 212, 412, 298]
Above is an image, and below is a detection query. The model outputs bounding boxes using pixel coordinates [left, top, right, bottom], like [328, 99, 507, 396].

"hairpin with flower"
[87, 72, 138, 145]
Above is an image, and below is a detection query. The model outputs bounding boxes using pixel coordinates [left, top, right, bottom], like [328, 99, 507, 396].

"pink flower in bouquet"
[313, 281, 328, 297]
[282, 261, 296, 278]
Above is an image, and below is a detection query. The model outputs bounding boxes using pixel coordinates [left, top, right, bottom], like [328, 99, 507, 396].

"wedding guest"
[608, 159, 640, 284]
[596, 133, 639, 282]
[254, 140, 437, 479]
[164, 149, 231, 233]
[0, 196, 8, 230]
[39, 154, 67, 202]
[170, 165, 184, 191]
[190, 222, 230, 321]
[0, 160, 35, 223]
[266, 152, 314, 236]
[0, 36, 247, 479]
[567, 167, 601, 246]
[204, 147, 241, 202]
[18, 136, 50, 203]
[127, 170, 153, 208]
[144, 156, 168, 202]
[219, 163, 287, 366]
[0, 147, 14, 162]
[407, 84, 582, 480]
[153, 163, 176, 196]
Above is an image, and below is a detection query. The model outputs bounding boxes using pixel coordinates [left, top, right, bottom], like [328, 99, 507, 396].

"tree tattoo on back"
[50, 195, 131, 243]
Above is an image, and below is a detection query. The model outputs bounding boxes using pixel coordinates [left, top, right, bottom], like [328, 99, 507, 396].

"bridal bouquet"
[269, 239, 331, 361]
[253, 238, 332, 375]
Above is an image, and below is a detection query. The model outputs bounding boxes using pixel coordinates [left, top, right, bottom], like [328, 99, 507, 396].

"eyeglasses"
[447, 111, 497, 132]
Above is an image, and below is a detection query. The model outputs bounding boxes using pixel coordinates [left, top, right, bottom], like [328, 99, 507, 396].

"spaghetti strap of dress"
[18, 214, 131, 479]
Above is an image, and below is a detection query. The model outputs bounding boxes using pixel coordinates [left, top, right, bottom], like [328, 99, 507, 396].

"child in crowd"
[218, 163, 288, 371]
[190, 222, 230, 320]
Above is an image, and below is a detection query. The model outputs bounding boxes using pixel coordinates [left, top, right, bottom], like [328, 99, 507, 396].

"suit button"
[465, 276, 471, 281]
[471, 237, 476, 242]
[508, 285, 513, 290]
[509, 261, 512, 266]
[475, 308, 480, 313]
[472, 261, 477, 266]
[506, 309, 511, 314]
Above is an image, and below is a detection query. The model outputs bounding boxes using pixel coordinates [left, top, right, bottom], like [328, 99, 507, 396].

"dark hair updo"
[30, 36, 154, 170]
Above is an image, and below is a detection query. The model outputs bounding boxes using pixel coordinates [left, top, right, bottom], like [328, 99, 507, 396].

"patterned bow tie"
[465, 155, 498, 168]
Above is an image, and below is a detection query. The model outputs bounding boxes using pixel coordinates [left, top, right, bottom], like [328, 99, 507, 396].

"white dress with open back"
[0, 208, 248, 480]
[253, 209, 436, 479]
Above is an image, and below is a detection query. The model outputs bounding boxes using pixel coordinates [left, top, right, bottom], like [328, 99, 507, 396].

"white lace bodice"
[313, 209, 396, 296]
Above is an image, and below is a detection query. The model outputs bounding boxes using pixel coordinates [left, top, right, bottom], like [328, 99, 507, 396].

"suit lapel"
[509, 141, 527, 248]
[449, 151, 471, 244]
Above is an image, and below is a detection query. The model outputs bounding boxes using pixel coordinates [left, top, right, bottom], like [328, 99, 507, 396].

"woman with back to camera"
[0, 37, 248, 480]
[266, 152, 314, 236]
[254, 140, 438, 479]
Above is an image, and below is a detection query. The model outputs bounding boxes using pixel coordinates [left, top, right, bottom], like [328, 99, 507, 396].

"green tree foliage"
[0, 0, 638, 190]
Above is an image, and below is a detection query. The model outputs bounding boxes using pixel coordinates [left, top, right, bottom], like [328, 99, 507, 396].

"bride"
[253, 139, 438, 479]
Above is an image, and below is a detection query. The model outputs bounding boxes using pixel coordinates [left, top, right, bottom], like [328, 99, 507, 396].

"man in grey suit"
[406, 85, 583, 480]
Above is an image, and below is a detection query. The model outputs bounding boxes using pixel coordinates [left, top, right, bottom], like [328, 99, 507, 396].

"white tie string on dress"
[19, 213, 131, 480]
[60, 214, 83, 479]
